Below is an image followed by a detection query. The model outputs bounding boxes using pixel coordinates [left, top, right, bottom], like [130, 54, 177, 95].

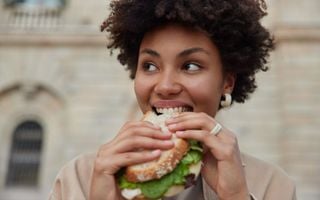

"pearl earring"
[220, 93, 232, 108]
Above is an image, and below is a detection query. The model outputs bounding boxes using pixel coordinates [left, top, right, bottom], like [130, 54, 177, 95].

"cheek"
[134, 79, 144, 100]
[189, 78, 222, 113]
[134, 78, 151, 108]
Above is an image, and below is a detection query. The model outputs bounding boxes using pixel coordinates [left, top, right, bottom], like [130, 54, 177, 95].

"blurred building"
[0, 0, 319, 200]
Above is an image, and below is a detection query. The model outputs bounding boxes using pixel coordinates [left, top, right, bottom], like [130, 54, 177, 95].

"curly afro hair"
[101, 0, 274, 103]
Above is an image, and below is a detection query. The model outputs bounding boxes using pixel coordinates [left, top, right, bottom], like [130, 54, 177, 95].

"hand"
[89, 121, 174, 200]
[166, 112, 250, 200]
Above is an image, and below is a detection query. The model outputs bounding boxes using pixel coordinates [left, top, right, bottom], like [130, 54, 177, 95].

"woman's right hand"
[89, 121, 174, 200]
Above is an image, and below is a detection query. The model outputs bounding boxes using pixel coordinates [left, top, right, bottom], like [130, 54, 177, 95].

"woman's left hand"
[166, 112, 250, 200]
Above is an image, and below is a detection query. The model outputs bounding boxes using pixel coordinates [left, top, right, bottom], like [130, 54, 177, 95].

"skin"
[90, 23, 250, 200]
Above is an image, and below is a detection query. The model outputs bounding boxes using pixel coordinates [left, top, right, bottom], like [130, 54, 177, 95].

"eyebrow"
[178, 47, 210, 57]
[140, 47, 209, 58]
[140, 48, 160, 57]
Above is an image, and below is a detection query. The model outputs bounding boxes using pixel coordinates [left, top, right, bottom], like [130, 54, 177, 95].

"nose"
[154, 71, 182, 97]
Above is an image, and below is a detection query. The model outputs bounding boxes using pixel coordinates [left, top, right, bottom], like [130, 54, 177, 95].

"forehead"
[140, 23, 218, 53]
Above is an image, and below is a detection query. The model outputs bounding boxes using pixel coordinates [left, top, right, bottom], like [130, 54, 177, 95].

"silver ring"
[210, 123, 222, 136]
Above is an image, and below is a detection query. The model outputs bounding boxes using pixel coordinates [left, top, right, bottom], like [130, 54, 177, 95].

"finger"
[98, 150, 162, 175]
[209, 125, 237, 143]
[176, 130, 233, 161]
[167, 114, 214, 132]
[113, 136, 174, 153]
[119, 121, 161, 136]
[167, 112, 210, 122]
[118, 150, 162, 166]
[169, 111, 193, 118]
[137, 127, 172, 140]
[176, 130, 220, 149]
[167, 119, 200, 132]
[165, 111, 195, 125]
[124, 125, 171, 139]
[117, 124, 172, 141]
[99, 127, 173, 158]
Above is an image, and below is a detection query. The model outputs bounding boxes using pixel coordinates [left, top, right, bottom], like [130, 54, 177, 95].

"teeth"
[156, 107, 191, 114]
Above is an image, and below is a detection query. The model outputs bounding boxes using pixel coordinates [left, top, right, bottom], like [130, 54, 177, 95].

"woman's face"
[134, 23, 235, 117]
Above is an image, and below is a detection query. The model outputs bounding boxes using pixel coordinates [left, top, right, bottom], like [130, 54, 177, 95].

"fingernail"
[162, 131, 171, 135]
[176, 131, 184, 137]
[151, 149, 161, 156]
[163, 140, 174, 145]
[167, 124, 176, 130]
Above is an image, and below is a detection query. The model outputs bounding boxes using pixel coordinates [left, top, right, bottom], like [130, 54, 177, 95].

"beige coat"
[49, 152, 296, 200]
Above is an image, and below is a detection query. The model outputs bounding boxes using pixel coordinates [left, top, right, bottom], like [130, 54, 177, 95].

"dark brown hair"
[101, 0, 274, 103]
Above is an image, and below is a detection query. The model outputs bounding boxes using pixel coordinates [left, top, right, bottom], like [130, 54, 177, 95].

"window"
[4, 0, 65, 8]
[4, 0, 65, 29]
[5, 120, 44, 187]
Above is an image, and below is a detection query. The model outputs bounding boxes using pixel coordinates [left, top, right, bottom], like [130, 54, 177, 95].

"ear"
[222, 73, 236, 94]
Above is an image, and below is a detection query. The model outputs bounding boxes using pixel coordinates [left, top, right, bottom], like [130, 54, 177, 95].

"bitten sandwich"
[117, 110, 203, 200]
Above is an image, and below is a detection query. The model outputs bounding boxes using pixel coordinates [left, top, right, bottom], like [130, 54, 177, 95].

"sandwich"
[117, 110, 203, 200]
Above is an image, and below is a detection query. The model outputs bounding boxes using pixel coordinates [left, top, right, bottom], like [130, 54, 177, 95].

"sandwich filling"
[118, 140, 202, 199]
[118, 108, 202, 200]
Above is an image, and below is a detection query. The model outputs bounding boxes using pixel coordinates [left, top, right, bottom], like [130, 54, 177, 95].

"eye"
[183, 63, 201, 72]
[142, 62, 158, 72]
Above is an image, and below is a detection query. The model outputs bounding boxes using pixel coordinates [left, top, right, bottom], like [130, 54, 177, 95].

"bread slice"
[125, 111, 190, 183]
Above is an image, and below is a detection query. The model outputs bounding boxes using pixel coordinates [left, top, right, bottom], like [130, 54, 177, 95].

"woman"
[49, 0, 296, 199]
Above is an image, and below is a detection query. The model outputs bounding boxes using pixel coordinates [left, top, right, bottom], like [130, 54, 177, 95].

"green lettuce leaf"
[139, 160, 190, 199]
[181, 150, 202, 165]
[118, 144, 203, 199]
[118, 175, 138, 189]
